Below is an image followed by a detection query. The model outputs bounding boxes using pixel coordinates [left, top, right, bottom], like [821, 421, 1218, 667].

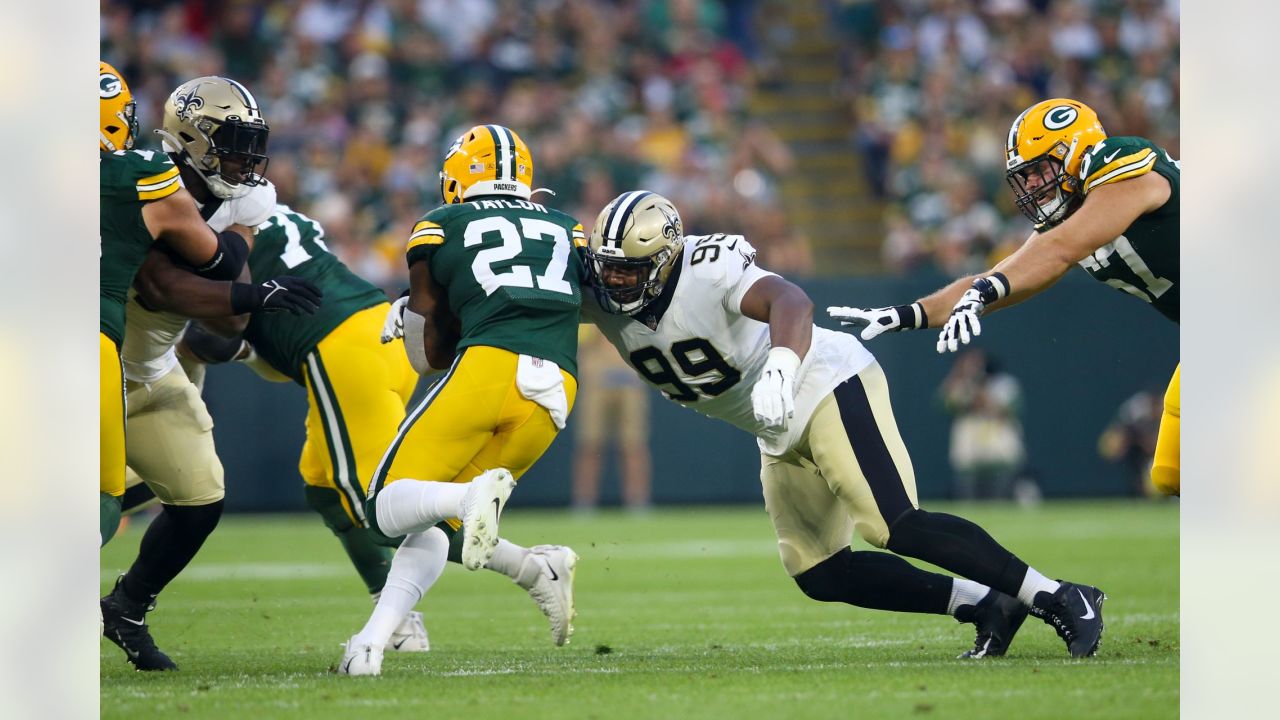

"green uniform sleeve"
[1078, 137, 1159, 196]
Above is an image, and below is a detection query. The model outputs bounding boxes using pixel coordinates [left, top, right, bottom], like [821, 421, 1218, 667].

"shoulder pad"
[687, 234, 758, 286]
[1079, 136, 1159, 195]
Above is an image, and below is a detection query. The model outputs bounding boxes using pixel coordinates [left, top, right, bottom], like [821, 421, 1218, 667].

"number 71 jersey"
[584, 234, 875, 456]
[407, 198, 587, 376]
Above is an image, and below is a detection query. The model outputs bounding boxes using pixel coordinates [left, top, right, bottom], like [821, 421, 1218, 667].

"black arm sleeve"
[193, 230, 251, 281]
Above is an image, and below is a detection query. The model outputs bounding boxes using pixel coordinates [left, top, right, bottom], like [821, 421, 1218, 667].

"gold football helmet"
[100, 61, 138, 152]
[157, 76, 270, 199]
[587, 191, 685, 314]
[1005, 98, 1107, 228]
[439, 124, 534, 204]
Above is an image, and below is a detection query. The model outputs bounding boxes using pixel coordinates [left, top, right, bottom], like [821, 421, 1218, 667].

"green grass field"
[100, 501, 1178, 719]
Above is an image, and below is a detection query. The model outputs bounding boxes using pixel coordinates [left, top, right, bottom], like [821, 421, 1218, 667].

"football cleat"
[385, 610, 430, 653]
[100, 577, 177, 671]
[461, 468, 516, 571]
[1031, 581, 1107, 658]
[516, 544, 579, 646]
[338, 636, 383, 676]
[959, 590, 1028, 659]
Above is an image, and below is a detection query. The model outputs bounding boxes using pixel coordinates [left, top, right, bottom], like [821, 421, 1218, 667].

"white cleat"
[338, 636, 383, 676]
[461, 468, 516, 571]
[385, 610, 430, 653]
[517, 544, 579, 646]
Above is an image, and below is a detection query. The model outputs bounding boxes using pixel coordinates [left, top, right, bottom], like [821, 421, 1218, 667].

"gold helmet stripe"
[604, 190, 652, 244]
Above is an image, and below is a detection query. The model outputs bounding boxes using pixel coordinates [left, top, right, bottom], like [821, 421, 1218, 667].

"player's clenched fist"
[751, 347, 800, 430]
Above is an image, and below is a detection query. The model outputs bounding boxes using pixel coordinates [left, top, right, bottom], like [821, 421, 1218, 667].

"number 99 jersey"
[584, 234, 875, 456]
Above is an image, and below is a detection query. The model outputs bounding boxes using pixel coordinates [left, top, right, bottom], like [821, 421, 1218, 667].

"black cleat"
[960, 590, 1029, 659]
[1030, 581, 1106, 658]
[100, 577, 178, 671]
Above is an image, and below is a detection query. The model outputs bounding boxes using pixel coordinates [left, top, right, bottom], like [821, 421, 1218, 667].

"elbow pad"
[402, 307, 432, 374]
[194, 230, 250, 281]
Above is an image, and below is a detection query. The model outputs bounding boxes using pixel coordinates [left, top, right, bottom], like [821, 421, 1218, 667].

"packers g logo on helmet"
[587, 191, 685, 315]
[1005, 98, 1106, 228]
[99, 61, 138, 152]
[439, 125, 534, 204]
[157, 76, 270, 200]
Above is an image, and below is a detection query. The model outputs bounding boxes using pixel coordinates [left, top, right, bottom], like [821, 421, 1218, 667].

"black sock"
[794, 547, 952, 615]
[885, 509, 1029, 599]
[120, 501, 224, 603]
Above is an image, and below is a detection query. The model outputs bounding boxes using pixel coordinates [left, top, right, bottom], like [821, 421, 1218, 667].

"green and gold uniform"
[99, 149, 182, 543]
[243, 205, 414, 548]
[368, 196, 587, 527]
[1076, 136, 1181, 495]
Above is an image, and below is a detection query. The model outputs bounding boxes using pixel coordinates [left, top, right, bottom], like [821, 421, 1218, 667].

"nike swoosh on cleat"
[392, 638, 408, 650]
[546, 562, 559, 582]
[492, 498, 500, 516]
[1077, 589, 1095, 620]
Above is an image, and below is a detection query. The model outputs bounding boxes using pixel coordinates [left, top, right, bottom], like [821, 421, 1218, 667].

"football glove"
[751, 347, 800, 431]
[381, 295, 409, 344]
[230, 277, 323, 315]
[937, 273, 1009, 354]
[827, 303, 927, 341]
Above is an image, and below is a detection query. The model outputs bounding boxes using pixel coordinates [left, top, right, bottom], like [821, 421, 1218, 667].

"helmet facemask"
[189, 118, 270, 199]
[1006, 143, 1083, 228]
[102, 98, 139, 151]
[159, 77, 271, 200]
[588, 246, 675, 315]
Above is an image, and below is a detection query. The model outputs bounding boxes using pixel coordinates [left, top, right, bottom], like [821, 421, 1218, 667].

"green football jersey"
[405, 196, 587, 376]
[1075, 136, 1180, 323]
[243, 205, 388, 384]
[99, 149, 182, 345]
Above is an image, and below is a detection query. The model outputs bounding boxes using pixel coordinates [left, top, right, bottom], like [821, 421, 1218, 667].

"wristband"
[973, 272, 1010, 305]
[230, 282, 258, 314]
[894, 302, 928, 329]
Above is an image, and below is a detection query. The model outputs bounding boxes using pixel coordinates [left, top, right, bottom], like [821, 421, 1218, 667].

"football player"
[582, 191, 1106, 658]
[174, 199, 579, 655]
[829, 98, 1180, 496]
[101, 75, 321, 672]
[100, 62, 303, 552]
[338, 125, 588, 676]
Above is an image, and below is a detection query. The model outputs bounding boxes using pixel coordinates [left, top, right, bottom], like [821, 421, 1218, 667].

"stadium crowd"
[831, 0, 1179, 275]
[101, 0, 783, 291]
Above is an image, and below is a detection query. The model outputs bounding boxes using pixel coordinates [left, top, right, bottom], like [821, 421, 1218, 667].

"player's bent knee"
[1151, 465, 1180, 496]
[854, 520, 891, 549]
[794, 548, 854, 603]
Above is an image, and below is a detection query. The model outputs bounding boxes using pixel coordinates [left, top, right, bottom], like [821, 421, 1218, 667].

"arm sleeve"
[1079, 138, 1159, 196]
[406, 216, 446, 267]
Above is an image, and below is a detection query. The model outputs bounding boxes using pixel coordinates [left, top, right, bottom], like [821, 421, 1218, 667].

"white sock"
[1016, 568, 1061, 607]
[947, 578, 990, 617]
[374, 480, 471, 537]
[486, 539, 531, 583]
[352, 527, 448, 648]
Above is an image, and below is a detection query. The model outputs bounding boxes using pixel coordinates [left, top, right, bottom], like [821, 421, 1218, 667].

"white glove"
[936, 274, 1009, 354]
[827, 302, 926, 341]
[751, 347, 801, 431]
[381, 296, 409, 344]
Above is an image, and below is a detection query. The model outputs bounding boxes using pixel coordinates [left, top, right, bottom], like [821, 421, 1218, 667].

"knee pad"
[304, 485, 356, 534]
[1151, 465, 1180, 496]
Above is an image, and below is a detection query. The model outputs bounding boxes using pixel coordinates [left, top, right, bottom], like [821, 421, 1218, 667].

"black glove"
[230, 277, 323, 315]
[181, 323, 247, 364]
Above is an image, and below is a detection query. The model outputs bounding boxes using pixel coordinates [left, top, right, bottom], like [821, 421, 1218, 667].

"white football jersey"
[121, 180, 277, 383]
[584, 233, 875, 455]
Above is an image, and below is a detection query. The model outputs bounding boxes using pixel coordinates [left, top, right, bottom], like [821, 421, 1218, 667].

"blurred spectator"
[1098, 388, 1164, 497]
[941, 349, 1031, 501]
[572, 327, 653, 513]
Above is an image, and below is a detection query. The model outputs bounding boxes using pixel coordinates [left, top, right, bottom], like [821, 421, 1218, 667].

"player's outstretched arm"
[135, 245, 323, 320]
[740, 275, 813, 431]
[933, 171, 1171, 353]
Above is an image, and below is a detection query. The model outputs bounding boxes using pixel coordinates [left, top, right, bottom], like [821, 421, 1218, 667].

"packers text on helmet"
[100, 61, 138, 152]
[587, 191, 685, 315]
[1005, 98, 1107, 228]
[439, 124, 535, 204]
[158, 76, 270, 200]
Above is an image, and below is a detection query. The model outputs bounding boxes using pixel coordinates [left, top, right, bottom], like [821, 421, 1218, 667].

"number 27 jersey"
[584, 234, 875, 456]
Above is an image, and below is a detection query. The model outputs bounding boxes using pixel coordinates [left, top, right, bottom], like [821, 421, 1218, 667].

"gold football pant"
[1151, 364, 1180, 496]
[125, 362, 224, 506]
[100, 332, 126, 498]
[761, 362, 920, 577]
[369, 345, 577, 513]
[298, 304, 419, 526]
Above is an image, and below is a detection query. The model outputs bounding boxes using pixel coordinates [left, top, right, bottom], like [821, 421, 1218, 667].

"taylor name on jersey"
[584, 233, 874, 456]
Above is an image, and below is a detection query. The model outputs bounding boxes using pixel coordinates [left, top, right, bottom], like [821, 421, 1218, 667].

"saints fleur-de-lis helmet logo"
[172, 86, 205, 122]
